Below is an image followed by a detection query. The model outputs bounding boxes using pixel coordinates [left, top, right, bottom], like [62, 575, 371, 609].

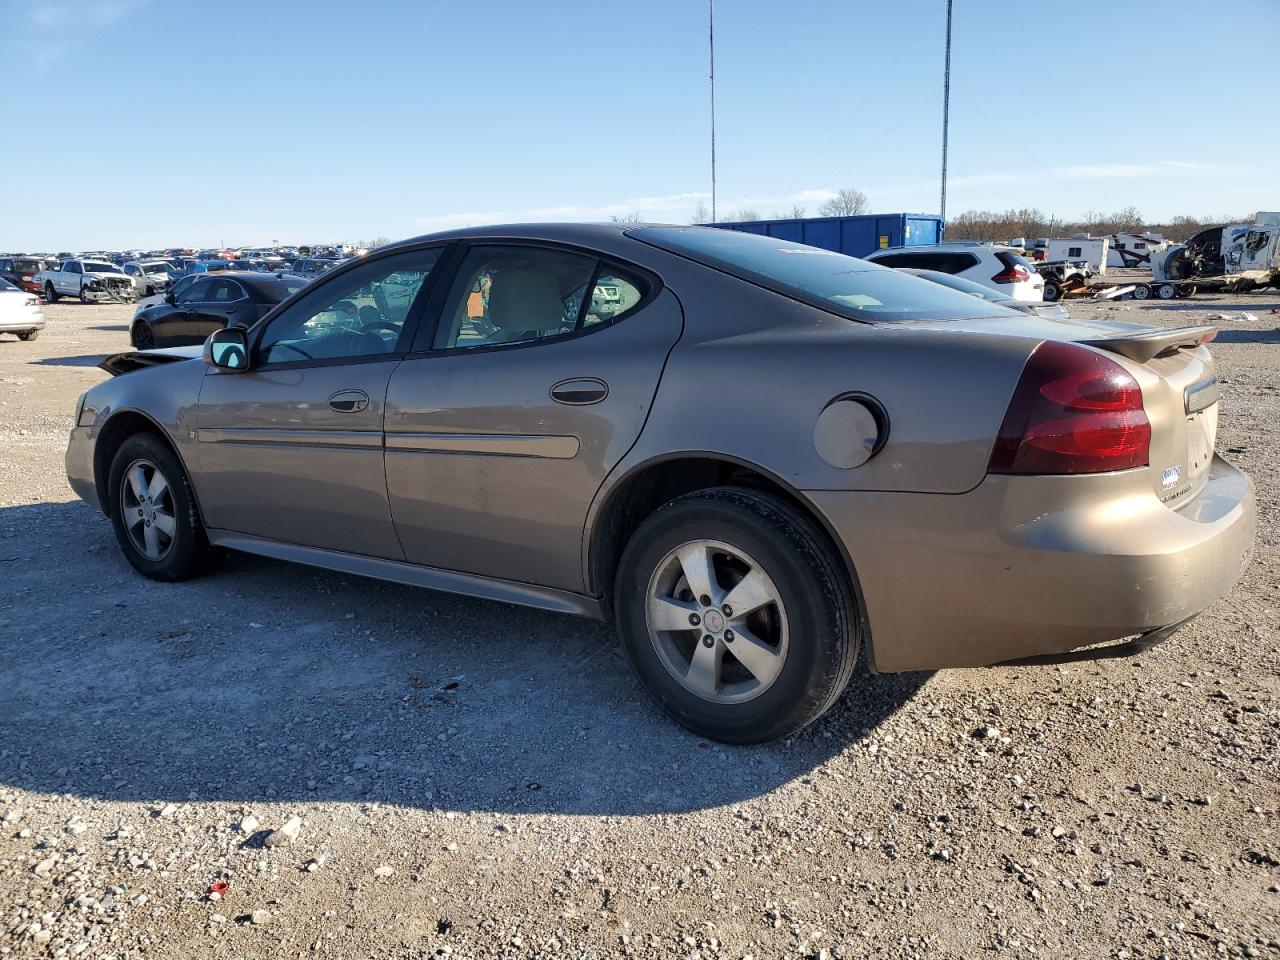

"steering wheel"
[270, 341, 314, 361]
[360, 319, 400, 337]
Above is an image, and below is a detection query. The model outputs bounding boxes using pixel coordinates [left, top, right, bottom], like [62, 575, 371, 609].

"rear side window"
[434, 246, 648, 350]
[634, 227, 1011, 322]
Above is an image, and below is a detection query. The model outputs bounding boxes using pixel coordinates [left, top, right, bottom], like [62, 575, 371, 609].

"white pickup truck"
[36, 259, 138, 304]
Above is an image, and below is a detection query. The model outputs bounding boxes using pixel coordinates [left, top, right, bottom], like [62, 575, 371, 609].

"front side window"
[434, 246, 645, 350]
[178, 278, 213, 303]
[66, 262, 83, 275]
[125, 264, 140, 275]
[256, 249, 440, 365]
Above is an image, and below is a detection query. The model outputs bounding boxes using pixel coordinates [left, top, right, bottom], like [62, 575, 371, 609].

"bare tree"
[769, 205, 806, 220]
[733, 209, 760, 222]
[690, 202, 712, 224]
[610, 212, 644, 224]
[818, 188, 869, 217]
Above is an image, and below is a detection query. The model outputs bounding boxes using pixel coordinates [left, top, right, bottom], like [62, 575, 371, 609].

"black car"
[131, 272, 307, 348]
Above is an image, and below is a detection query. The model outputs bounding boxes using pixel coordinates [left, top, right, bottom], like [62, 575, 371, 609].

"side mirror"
[204, 327, 250, 372]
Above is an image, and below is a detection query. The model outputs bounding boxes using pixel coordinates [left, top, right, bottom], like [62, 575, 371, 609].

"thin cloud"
[12, 0, 150, 74]
[870, 161, 1217, 199]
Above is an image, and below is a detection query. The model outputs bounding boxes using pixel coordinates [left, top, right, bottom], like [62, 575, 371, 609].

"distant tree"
[610, 212, 644, 223]
[734, 209, 761, 222]
[818, 188, 869, 217]
[770, 205, 806, 219]
[690, 202, 712, 224]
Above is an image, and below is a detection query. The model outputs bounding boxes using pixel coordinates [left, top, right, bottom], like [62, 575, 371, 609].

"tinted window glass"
[206, 279, 245, 302]
[84, 262, 122, 273]
[257, 249, 440, 365]
[635, 228, 1008, 321]
[179, 278, 213, 302]
[583, 269, 645, 327]
[434, 246, 599, 350]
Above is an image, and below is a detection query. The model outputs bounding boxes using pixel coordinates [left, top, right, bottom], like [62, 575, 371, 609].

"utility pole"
[709, 0, 717, 222]
[939, 0, 953, 225]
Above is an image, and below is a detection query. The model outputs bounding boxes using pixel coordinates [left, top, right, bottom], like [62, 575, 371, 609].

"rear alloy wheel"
[1042, 281, 1062, 302]
[16, 330, 39, 341]
[1131, 284, 1151, 300]
[108, 433, 217, 581]
[132, 322, 156, 349]
[44, 283, 59, 303]
[1155, 282, 1177, 300]
[616, 486, 859, 743]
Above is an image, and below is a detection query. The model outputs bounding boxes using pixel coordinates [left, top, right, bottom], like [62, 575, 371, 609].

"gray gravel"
[1, 294, 1278, 959]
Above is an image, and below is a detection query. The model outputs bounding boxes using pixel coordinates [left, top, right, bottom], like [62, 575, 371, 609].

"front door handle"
[328, 389, 370, 413]
[550, 377, 609, 405]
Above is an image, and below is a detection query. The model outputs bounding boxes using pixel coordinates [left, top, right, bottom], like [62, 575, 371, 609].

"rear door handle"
[328, 389, 370, 413]
[550, 378, 608, 405]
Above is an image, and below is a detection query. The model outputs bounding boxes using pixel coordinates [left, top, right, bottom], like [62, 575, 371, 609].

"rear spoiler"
[1084, 325, 1217, 363]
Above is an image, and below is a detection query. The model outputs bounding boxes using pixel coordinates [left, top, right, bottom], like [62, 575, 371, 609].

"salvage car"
[65, 224, 1255, 743]
[0, 256, 55, 294]
[122, 260, 179, 297]
[38, 258, 137, 303]
[0, 277, 45, 341]
[130, 272, 306, 348]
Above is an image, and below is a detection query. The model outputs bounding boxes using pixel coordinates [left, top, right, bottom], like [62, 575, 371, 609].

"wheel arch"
[585, 451, 877, 669]
[93, 409, 203, 524]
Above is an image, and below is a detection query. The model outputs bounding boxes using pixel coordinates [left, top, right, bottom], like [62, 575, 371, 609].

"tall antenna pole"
[939, 0, 953, 224]
[709, 0, 717, 222]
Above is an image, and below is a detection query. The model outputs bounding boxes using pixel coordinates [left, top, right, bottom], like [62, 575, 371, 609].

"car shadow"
[1213, 328, 1280, 344]
[1138, 300, 1280, 313]
[29, 354, 106, 367]
[0, 500, 930, 816]
[89, 325, 130, 333]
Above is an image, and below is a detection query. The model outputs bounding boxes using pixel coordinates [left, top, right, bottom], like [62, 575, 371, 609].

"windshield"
[0, 278, 17, 291]
[142, 263, 169, 275]
[631, 227, 1014, 322]
[84, 262, 123, 274]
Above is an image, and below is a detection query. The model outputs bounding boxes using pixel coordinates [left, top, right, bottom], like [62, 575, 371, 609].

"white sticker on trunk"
[1162, 465, 1182, 489]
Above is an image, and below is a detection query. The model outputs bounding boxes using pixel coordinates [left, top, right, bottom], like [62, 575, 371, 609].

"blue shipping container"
[710, 213, 943, 259]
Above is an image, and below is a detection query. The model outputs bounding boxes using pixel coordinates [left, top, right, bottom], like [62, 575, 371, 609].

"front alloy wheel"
[119, 458, 176, 561]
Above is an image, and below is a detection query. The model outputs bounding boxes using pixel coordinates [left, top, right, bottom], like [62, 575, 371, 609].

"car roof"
[381, 222, 644, 252]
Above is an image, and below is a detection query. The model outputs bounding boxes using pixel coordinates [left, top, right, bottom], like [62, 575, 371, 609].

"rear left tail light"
[992, 264, 1032, 284]
[989, 341, 1150, 474]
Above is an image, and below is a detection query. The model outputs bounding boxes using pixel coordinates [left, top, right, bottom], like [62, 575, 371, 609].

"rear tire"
[17, 330, 38, 341]
[1155, 282, 1177, 300]
[1042, 280, 1062, 302]
[107, 433, 216, 581]
[44, 283, 59, 303]
[615, 486, 859, 744]
[1131, 284, 1151, 300]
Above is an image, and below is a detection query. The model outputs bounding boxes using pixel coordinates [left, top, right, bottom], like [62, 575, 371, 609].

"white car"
[864, 243, 1045, 302]
[122, 260, 178, 297]
[0, 278, 46, 341]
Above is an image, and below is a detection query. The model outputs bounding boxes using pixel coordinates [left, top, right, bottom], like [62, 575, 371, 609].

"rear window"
[869, 251, 979, 273]
[632, 227, 1012, 322]
[13, 259, 45, 271]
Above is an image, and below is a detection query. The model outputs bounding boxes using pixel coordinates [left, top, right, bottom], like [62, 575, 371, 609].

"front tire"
[132, 322, 156, 349]
[44, 283, 59, 303]
[615, 486, 859, 744]
[17, 330, 39, 341]
[79, 285, 91, 305]
[107, 433, 216, 581]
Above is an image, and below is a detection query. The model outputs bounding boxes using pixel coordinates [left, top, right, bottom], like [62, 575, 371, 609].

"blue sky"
[2, 0, 1277, 250]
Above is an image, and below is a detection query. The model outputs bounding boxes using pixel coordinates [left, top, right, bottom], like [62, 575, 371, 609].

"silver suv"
[865, 243, 1045, 302]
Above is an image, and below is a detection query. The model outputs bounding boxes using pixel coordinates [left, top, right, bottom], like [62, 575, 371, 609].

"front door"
[193, 247, 445, 559]
[384, 243, 683, 592]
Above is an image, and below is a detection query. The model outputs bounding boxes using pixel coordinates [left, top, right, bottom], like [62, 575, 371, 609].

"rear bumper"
[807, 454, 1256, 672]
[0, 311, 45, 332]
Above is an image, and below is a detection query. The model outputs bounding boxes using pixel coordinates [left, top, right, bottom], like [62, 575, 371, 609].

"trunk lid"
[920, 314, 1219, 506]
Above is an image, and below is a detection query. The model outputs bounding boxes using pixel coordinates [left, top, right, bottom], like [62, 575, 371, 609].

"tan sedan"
[66, 224, 1255, 742]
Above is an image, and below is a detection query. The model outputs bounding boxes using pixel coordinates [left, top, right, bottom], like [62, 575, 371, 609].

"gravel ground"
[1, 291, 1278, 960]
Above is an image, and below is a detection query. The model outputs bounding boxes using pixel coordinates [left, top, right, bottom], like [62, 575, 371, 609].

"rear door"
[384, 242, 682, 592]
[194, 247, 446, 558]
